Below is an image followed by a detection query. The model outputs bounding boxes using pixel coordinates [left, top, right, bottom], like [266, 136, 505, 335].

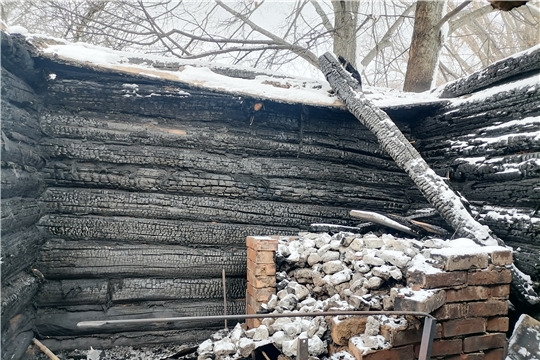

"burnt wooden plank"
[38, 240, 246, 279]
[39, 215, 297, 246]
[37, 277, 247, 307]
[35, 299, 245, 335]
[1, 197, 44, 236]
[1, 307, 34, 360]
[1, 227, 43, 283]
[1, 272, 39, 328]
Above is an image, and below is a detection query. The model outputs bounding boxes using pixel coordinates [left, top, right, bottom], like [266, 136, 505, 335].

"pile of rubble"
[197, 231, 508, 360]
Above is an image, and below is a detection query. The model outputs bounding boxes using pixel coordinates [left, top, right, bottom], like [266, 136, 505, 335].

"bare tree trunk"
[320, 51, 497, 246]
[331, 0, 359, 68]
[403, 0, 447, 92]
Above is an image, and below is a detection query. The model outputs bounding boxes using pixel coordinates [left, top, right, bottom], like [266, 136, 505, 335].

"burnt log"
[1, 272, 39, 327]
[0, 32, 38, 86]
[477, 206, 540, 246]
[41, 188, 360, 228]
[36, 329, 216, 352]
[39, 215, 297, 246]
[38, 240, 246, 279]
[37, 277, 247, 307]
[440, 44, 540, 98]
[1, 135, 45, 169]
[1, 307, 35, 360]
[1, 228, 44, 282]
[1, 100, 42, 143]
[1, 197, 44, 236]
[41, 161, 413, 209]
[1, 167, 44, 199]
[35, 299, 245, 335]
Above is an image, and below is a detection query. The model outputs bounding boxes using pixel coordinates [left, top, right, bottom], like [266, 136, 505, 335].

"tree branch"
[309, 0, 333, 33]
[215, 0, 319, 68]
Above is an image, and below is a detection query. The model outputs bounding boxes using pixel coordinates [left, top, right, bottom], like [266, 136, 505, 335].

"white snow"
[451, 75, 539, 105]
[22, 33, 443, 109]
[6, 25, 28, 35]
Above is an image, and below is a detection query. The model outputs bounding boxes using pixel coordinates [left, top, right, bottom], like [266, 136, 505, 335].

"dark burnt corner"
[1, 31, 539, 358]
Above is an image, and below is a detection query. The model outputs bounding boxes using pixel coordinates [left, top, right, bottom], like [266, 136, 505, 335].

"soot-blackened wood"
[440, 44, 540, 98]
[1, 100, 41, 143]
[2, 228, 43, 283]
[414, 78, 540, 139]
[319, 52, 498, 246]
[37, 277, 247, 307]
[1, 138, 45, 169]
[1, 197, 43, 236]
[478, 206, 540, 246]
[1, 307, 34, 360]
[38, 329, 217, 352]
[509, 243, 540, 282]
[1, 272, 39, 327]
[35, 300, 245, 335]
[39, 138, 402, 184]
[39, 111, 395, 169]
[42, 162, 412, 209]
[39, 215, 297, 246]
[38, 240, 246, 279]
[1, 168, 44, 199]
[1, 33, 37, 86]
[41, 188, 360, 228]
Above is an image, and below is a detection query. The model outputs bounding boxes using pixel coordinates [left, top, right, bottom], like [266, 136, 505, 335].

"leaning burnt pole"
[318, 52, 539, 306]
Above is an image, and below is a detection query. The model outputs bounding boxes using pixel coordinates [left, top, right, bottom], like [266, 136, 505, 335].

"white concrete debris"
[197, 231, 508, 360]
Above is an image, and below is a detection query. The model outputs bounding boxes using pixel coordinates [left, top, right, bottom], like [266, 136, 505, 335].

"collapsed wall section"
[1, 33, 46, 359]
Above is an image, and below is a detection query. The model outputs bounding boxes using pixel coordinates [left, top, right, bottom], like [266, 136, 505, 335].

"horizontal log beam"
[37, 277, 247, 307]
[38, 240, 246, 279]
[39, 214, 297, 246]
[35, 299, 245, 335]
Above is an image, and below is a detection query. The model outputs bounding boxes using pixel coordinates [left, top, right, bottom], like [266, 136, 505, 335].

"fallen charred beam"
[1, 307, 34, 360]
[38, 240, 246, 279]
[37, 277, 247, 307]
[35, 299, 245, 335]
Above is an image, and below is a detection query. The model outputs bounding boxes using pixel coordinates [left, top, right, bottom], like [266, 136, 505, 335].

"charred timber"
[440, 45, 540, 98]
[35, 299, 245, 335]
[38, 240, 246, 279]
[41, 188, 364, 228]
[1, 197, 43, 236]
[1, 167, 44, 199]
[39, 215, 298, 246]
[36, 329, 217, 352]
[1, 307, 34, 360]
[2, 228, 44, 283]
[1, 272, 39, 327]
[37, 277, 247, 307]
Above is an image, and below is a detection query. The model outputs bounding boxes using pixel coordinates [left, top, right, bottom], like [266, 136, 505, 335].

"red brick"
[467, 300, 508, 317]
[433, 303, 468, 320]
[247, 259, 276, 276]
[362, 345, 414, 360]
[484, 348, 505, 360]
[246, 236, 278, 251]
[468, 267, 512, 285]
[394, 289, 446, 313]
[246, 284, 275, 302]
[490, 249, 513, 266]
[247, 270, 276, 288]
[446, 286, 489, 303]
[407, 270, 467, 289]
[414, 339, 463, 357]
[486, 317, 509, 332]
[431, 252, 488, 271]
[445, 353, 485, 360]
[247, 248, 275, 264]
[442, 318, 486, 337]
[463, 333, 507, 352]
[489, 285, 510, 299]
[380, 323, 442, 347]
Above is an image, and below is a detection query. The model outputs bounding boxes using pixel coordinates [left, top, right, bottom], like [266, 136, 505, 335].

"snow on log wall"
[29, 57, 424, 350]
[1, 33, 46, 359]
[414, 75, 540, 286]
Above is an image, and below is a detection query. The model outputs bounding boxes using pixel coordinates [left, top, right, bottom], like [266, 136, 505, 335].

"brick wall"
[246, 235, 512, 360]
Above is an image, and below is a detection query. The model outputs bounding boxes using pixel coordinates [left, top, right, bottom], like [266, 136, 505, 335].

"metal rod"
[418, 316, 437, 360]
[77, 310, 435, 329]
[222, 268, 227, 330]
[297, 334, 308, 360]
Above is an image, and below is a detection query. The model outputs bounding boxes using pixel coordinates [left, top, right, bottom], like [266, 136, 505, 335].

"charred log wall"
[31, 58, 423, 350]
[1, 33, 46, 360]
[413, 75, 540, 286]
